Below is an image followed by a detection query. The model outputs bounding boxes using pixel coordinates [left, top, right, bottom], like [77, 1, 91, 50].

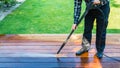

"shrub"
[0, 0, 16, 8]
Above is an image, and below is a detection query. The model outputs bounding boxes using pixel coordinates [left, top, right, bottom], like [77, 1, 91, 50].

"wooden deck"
[0, 34, 120, 68]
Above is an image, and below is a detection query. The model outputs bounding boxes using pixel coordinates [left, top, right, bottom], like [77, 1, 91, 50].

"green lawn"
[0, 0, 120, 34]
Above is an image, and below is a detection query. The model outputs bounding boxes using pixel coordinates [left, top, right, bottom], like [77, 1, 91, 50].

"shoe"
[76, 37, 91, 55]
[96, 52, 103, 59]
[76, 47, 89, 55]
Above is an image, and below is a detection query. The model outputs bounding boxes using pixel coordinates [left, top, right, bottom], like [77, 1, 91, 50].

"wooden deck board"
[0, 34, 120, 68]
[0, 62, 120, 68]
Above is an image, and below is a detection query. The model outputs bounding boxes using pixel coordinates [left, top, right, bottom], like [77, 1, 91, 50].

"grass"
[0, 0, 120, 34]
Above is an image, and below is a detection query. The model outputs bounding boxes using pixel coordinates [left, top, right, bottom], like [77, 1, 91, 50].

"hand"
[72, 24, 77, 30]
[93, 0, 100, 5]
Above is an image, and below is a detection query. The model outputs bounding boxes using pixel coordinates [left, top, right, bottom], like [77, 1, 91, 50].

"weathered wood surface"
[0, 34, 120, 68]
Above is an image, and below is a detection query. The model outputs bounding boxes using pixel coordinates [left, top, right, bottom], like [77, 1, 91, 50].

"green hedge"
[0, 0, 16, 8]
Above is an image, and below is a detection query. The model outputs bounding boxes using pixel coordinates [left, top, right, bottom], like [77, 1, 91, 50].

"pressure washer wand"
[57, 2, 93, 54]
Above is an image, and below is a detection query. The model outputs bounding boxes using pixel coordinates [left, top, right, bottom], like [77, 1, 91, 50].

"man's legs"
[76, 10, 95, 55]
[96, 2, 110, 58]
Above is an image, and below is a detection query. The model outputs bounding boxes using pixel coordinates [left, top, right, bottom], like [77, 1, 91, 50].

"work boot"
[96, 40, 105, 59]
[96, 52, 103, 59]
[76, 37, 91, 55]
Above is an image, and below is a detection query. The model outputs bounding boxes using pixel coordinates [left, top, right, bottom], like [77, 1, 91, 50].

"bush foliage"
[0, 0, 16, 8]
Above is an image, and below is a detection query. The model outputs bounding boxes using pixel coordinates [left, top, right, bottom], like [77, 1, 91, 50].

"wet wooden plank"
[0, 49, 120, 53]
[0, 34, 120, 68]
[0, 52, 119, 57]
[0, 62, 120, 68]
[0, 57, 119, 63]
[0, 45, 120, 50]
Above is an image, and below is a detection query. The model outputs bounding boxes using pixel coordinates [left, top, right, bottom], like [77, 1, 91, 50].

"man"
[72, 0, 110, 59]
